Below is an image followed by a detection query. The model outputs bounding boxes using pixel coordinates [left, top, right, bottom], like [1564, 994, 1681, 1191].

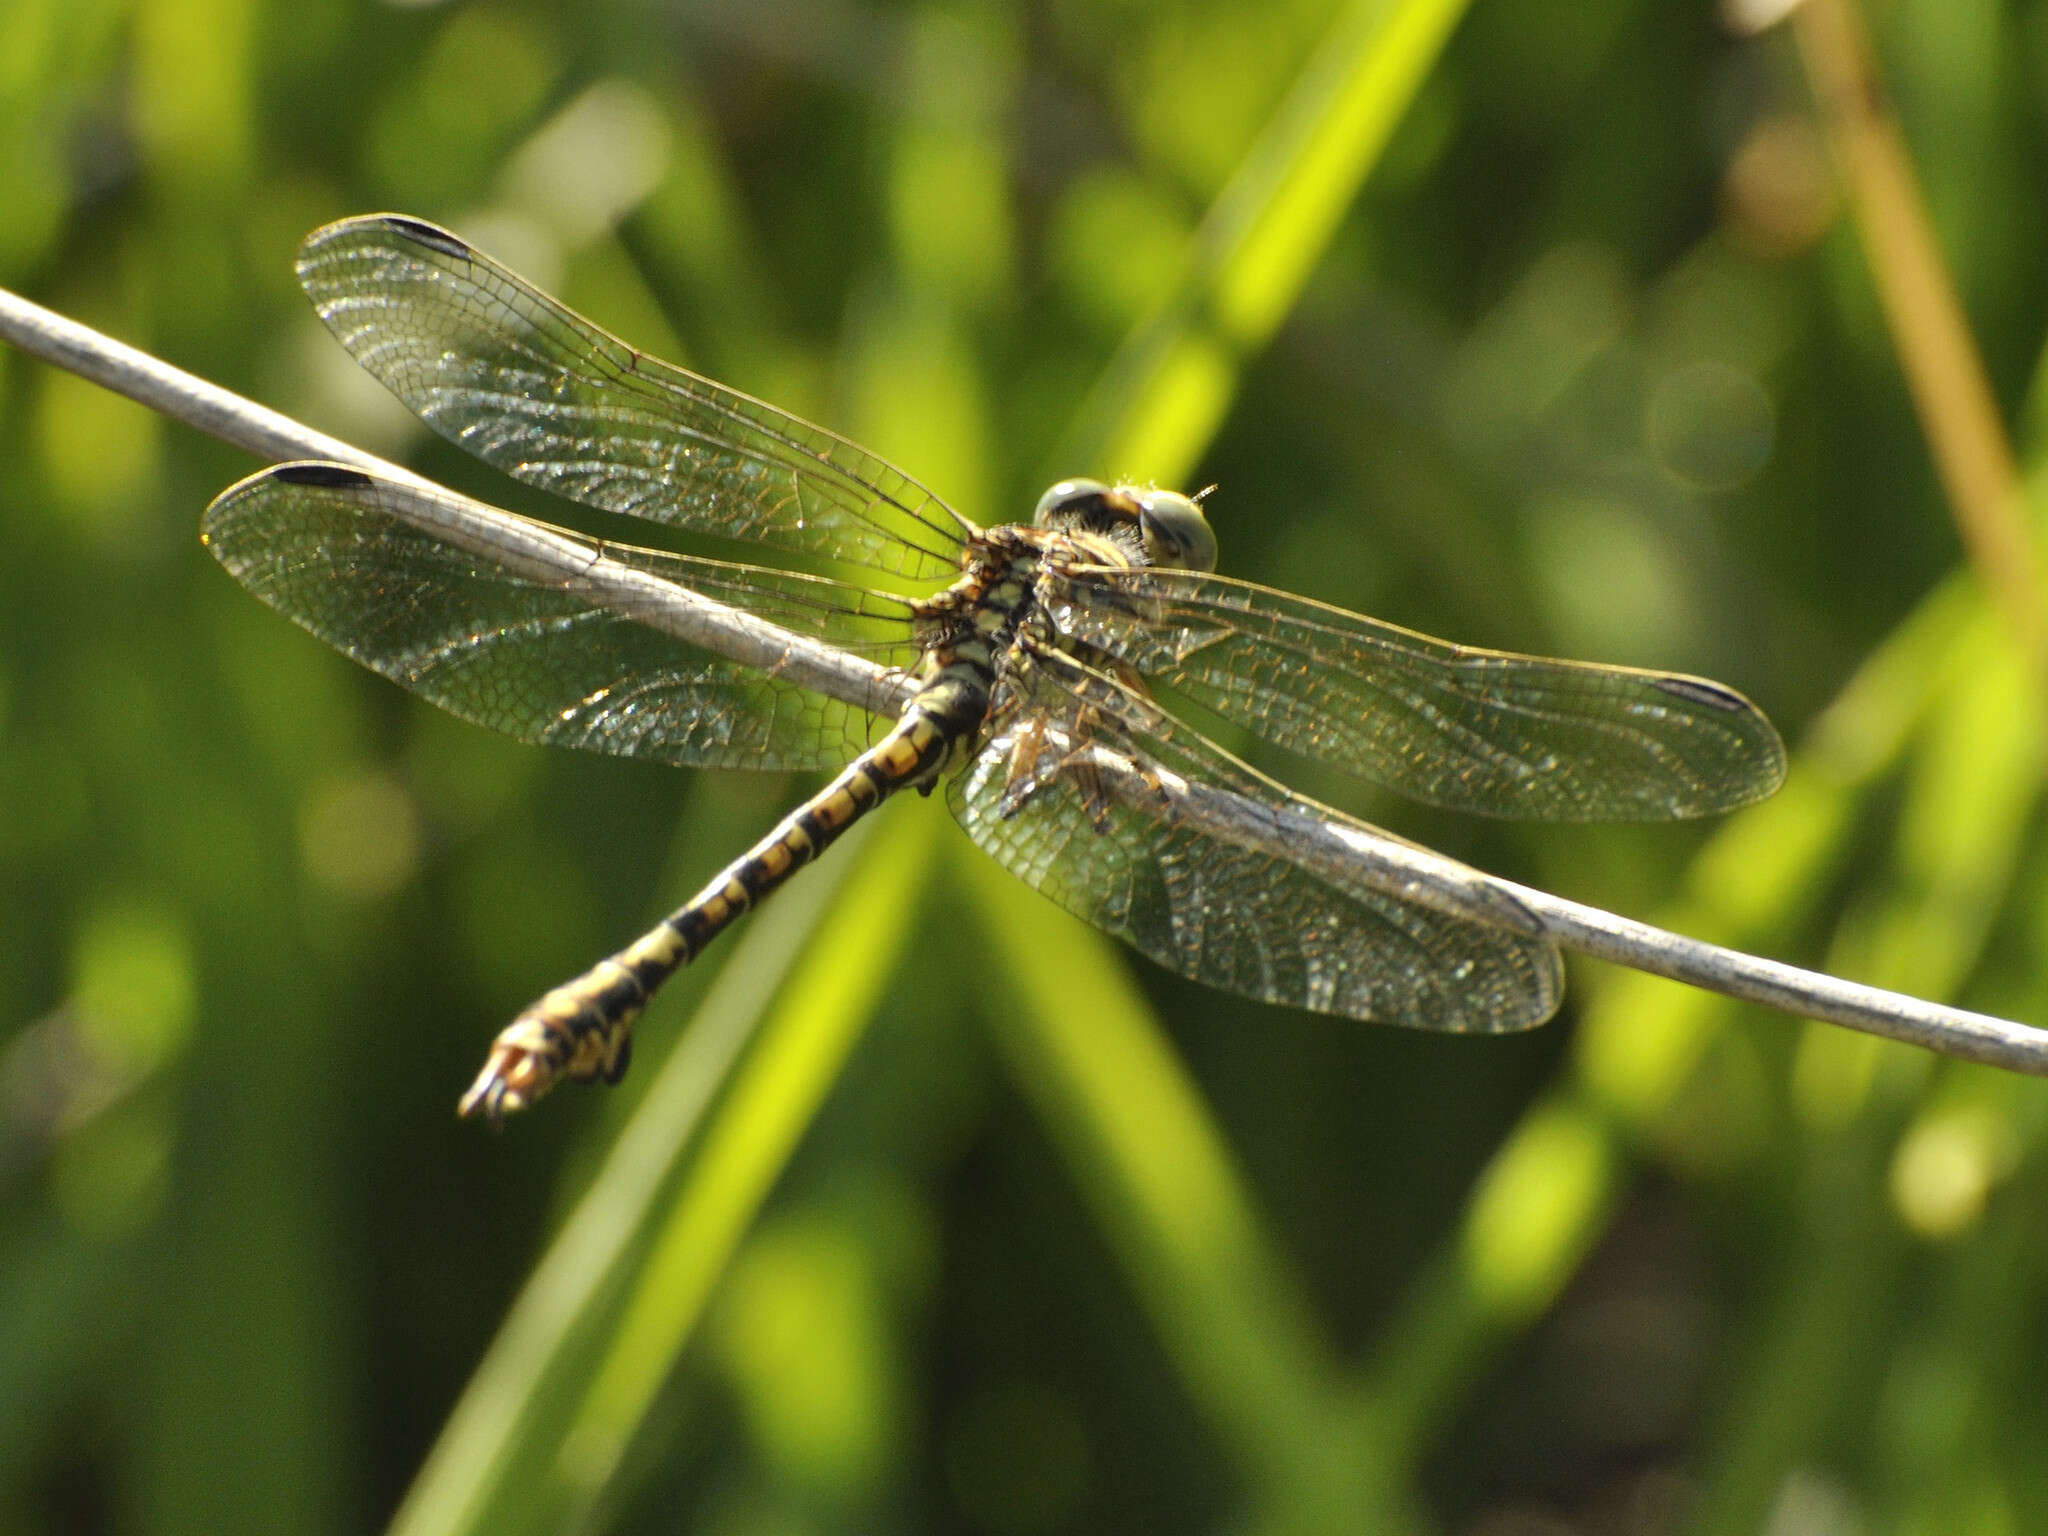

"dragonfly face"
[1031, 478, 1220, 574]
[202, 214, 1789, 1121]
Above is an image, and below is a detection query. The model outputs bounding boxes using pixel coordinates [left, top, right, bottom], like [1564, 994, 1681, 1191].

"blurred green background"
[5, 0, 2048, 1532]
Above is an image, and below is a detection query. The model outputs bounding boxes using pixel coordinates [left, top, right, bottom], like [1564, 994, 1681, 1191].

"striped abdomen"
[457, 695, 968, 1121]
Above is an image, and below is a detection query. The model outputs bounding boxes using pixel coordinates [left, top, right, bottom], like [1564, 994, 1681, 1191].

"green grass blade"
[547, 802, 938, 1516]
[1050, 0, 1477, 486]
[383, 803, 933, 1536]
[946, 0, 1476, 1510]
[396, 0, 1509, 1521]
[960, 846, 1420, 1533]
[1357, 557, 2048, 1470]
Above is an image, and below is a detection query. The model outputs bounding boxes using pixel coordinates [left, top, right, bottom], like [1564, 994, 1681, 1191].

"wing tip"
[379, 215, 472, 259]
[268, 461, 376, 490]
[1652, 674, 1752, 715]
[299, 212, 472, 265]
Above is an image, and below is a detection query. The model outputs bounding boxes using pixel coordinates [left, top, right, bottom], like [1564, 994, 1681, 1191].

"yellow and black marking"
[458, 510, 1165, 1123]
[456, 544, 1055, 1122]
[458, 697, 968, 1120]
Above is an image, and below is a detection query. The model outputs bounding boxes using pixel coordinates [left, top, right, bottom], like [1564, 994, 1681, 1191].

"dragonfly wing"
[204, 464, 921, 772]
[294, 214, 974, 584]
[1047, 567, 1787, 821]
[948, 647, 1562, 1031]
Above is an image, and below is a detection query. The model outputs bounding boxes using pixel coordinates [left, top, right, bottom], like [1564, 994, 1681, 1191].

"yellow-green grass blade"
[961, 0, 1478, 1507]
[1051, 0, 1478, 487]
[400, 0, 1495, 1520]
[1354, 520, 2048, 1479]
[384, 802, 934, 1536]
[547, 801, 938, 1517]
[960, 844, 1423, 1534]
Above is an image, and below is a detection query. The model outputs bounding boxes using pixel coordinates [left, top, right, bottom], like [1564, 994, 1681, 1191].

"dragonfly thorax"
[904, 513, 1152, 761]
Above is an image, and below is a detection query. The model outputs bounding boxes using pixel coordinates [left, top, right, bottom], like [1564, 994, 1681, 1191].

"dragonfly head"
[1033, 479, 1218, 572]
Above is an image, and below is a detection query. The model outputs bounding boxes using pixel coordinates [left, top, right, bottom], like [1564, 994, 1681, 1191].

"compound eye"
[1033, 478, 1108, 527]
[1135, 489, 1218, 572]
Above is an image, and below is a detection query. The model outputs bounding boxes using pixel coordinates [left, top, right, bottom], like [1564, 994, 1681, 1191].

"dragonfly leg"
[996, 714, 1145, 834]
[995, 716, 1059, 819]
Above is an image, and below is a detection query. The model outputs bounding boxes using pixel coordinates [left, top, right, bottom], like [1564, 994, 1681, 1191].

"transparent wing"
[949, 647, 1563, 1031]
[203, 465, 923, 772]
[1046, 567, 1787, 821]
[295, 214, 976, 583]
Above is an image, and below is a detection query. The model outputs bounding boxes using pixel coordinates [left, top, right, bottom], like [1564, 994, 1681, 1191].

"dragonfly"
[201, 214, 1788, 1123]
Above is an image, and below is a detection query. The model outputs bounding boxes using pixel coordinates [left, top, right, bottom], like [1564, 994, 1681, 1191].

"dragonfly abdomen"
[456, 690, 974, 1122]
